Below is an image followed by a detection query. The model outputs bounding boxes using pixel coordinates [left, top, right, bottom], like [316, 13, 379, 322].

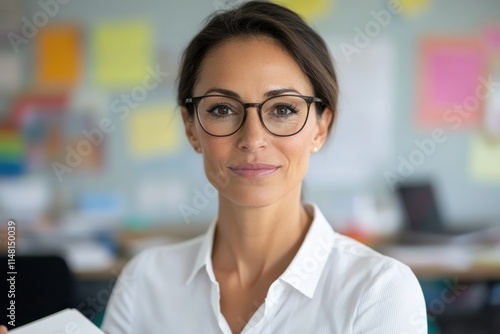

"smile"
[229, 163, 280, 179]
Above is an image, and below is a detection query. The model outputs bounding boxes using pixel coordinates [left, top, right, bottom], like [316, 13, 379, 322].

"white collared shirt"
[101, 203, 427, 334]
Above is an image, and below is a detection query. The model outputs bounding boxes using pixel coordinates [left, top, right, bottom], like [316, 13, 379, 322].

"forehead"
[194, 36, 314, 97]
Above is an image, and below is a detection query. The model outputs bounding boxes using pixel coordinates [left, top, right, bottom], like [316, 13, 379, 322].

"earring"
[312, 147, 318, 153]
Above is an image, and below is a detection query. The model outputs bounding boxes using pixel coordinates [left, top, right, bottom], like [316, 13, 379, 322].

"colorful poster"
[93, 21, 152, 89]
[418, 37, 486, 129]
[36, 25, 82, 87]
[469, 133, 500, 182]
[0, 124, 25, 176]
[10, 94, 68, 171]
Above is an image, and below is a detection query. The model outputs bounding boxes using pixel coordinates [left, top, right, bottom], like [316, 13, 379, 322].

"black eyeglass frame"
[184, 94, 324, 137]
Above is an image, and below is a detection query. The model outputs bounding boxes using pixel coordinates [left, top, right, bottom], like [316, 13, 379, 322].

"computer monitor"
[396, 183, 443, 234]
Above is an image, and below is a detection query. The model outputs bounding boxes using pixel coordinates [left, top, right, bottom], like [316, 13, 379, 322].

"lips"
[229, 163, 280, 178]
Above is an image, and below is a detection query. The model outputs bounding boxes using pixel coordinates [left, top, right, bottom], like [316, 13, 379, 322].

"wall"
[0, 0, 499, 232]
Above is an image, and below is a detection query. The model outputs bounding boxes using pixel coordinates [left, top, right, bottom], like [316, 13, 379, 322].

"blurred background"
[0, 0, 499, 333]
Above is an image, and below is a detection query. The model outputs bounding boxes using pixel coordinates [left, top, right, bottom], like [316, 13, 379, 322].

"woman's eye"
[209, 105, 233, 116]
[274, 106, 294, 116]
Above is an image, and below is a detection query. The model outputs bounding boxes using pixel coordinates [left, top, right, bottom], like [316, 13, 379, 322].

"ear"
[181, 107, 202, 152]
[311, 107, 333, 151]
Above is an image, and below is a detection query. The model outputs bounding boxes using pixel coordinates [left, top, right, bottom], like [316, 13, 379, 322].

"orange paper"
[36, 25, 81, 87]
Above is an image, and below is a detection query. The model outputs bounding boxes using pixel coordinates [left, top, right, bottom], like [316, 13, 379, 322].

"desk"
[72, 242, 500, 282]
[73, 258, 128, 280]
[410, 262, 500, 281]
[378, 243, 500, 281]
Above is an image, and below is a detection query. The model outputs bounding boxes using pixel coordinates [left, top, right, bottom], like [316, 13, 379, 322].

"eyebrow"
[203, 88, 302, 99]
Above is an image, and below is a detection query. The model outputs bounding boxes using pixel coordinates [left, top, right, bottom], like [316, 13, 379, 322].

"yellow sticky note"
[127, 105, 181, 158]
[399, 0, 429, 17]
[93, 21, 152, 89]
[469, 134, 500, 182]
[272, 0, 331, 22]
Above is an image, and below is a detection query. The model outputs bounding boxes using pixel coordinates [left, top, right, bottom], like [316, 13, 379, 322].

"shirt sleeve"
[101, 252, 145, 334]
[353, 261, 428, 334]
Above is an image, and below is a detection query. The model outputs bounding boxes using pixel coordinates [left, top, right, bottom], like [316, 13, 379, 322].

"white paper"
[0, 176, 51, 216]
[10, 308, 104, 334]
[136, 177, 189, 219]
[0, 54, 21, 92]
[63, 241, 115, 272]
[483, 79, 500, 134]
[383, 245, 474, 271]
[306, 37, 396, 187]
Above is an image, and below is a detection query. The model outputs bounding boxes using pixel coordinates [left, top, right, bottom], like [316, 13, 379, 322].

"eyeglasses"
[184, 94, 323, 137]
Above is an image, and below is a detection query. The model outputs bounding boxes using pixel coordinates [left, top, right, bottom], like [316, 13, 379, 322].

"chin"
[222, 187, 282, 208]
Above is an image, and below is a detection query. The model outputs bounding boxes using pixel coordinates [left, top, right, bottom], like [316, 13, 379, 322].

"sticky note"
[418, 38, 486, 129]
[36, 25, 81, 87]
[93, 21, 152, 89]
[469, 134, 500, 182]
[126, 105, 181, 158]
[272, 0, 331, 22]
[398, 0, 429, 17]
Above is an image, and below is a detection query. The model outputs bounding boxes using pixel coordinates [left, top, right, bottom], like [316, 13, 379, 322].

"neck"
[212, 187, 312, 287]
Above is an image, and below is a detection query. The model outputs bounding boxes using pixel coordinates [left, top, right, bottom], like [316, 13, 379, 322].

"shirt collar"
[280, 203, 336, 298]
[186, 203, 336, 299]
[186, 216, 218, 285]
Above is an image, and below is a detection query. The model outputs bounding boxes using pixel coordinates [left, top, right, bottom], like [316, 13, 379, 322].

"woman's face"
[182, 36, 332, 208]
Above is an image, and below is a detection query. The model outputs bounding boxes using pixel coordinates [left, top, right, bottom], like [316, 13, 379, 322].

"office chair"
[1, 254, 75, 329]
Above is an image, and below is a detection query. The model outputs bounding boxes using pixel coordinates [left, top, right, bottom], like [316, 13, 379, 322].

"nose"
[236, 107, 268, 153]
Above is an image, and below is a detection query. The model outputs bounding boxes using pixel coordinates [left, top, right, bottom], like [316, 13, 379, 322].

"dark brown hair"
[177, 0, 338, 132]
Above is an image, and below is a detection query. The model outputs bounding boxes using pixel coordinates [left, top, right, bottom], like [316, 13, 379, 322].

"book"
[10, 308, 104, 334]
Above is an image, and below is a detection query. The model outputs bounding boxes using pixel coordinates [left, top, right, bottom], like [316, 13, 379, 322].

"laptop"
[395, 182, 490, 244]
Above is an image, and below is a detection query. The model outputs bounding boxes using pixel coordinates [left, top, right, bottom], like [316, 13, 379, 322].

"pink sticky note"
[418, 38, 487, 129]
[429, 49, 483, 106]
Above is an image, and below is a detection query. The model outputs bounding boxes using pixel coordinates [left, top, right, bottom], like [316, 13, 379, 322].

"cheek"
[279, 132, 312, 172]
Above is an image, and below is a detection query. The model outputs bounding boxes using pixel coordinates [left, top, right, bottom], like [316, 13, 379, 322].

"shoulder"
[331, 232, 411, 274]
[319, 234, 427, 332]
[306, 203, 420, 292]
[326, 232, 420, 290]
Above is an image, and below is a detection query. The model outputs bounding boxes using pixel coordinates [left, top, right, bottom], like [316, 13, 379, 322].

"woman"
[0, 2, 426, 334]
